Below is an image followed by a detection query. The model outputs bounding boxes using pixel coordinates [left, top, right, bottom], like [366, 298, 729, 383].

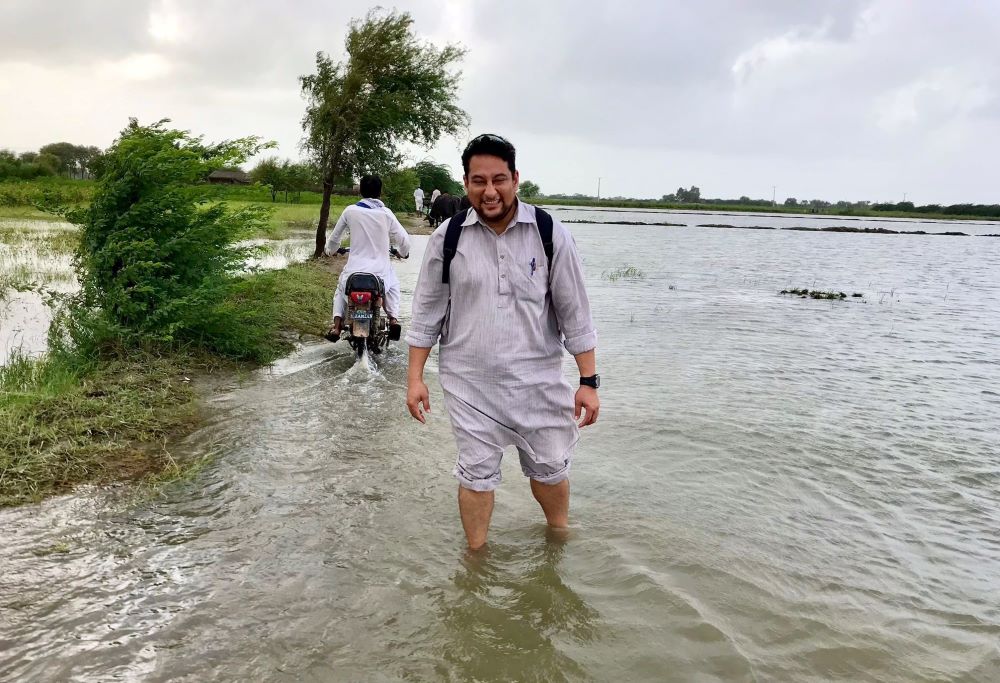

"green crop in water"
[602, 265, 646, 282]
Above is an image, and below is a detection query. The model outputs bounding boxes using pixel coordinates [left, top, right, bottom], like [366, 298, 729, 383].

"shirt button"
[501, 274, 506, 279]
[500, 255, 505, 259]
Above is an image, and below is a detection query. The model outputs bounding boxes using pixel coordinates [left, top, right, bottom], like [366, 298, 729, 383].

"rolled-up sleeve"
[406, 230, 450, 348]
[549, 222, 597, 355]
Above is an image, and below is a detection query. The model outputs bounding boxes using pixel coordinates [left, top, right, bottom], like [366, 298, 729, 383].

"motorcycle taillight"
[350, 291, 372, 305]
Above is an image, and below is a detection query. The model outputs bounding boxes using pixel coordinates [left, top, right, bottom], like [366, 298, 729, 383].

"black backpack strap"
[534, 206, 554, 269]
[441, 209, 468, 284]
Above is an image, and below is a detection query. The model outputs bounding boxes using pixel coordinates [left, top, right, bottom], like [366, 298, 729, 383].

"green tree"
[674, 185, 700, 202]
[39, 142, 77, 175]
[300, 8, 468, 257]
[61, 119, 273, 359]
[251, 156, 285, 201]
[35, 153, 61, 176]
[283, 161, 317, 202]
[518, 180, 540, 198]
[784, 197, 798, 206]
[413, 159, 462, 196]
[382, 167, 421, 213]
[36, 142, 103, 178]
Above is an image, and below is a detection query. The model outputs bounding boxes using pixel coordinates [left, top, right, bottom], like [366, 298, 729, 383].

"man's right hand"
[406, 379, 431, 423]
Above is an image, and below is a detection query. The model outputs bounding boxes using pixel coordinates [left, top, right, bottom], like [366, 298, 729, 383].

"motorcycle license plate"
[352, 310, 373, 321]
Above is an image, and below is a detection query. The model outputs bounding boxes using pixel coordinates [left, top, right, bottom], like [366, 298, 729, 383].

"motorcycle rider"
[324, 175, 411, 340]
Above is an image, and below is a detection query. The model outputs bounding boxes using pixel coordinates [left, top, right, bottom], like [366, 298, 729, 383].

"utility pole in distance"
[772, 185, 776, 207]
[597, 177, 602, 202]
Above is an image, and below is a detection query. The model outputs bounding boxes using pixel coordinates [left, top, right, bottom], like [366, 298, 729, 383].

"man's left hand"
[574, 387, 600, 427]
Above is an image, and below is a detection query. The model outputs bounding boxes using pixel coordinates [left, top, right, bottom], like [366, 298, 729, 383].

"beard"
[475, 195, 517, 226]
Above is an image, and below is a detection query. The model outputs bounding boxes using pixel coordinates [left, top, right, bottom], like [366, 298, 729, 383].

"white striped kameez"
[407, 201, 597, 490]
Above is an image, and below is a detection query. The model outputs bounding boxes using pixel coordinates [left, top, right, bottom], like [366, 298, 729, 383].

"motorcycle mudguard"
[350, 318, 370, 337]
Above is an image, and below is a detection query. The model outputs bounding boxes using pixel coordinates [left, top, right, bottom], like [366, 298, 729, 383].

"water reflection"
[437, 527, 597, 681]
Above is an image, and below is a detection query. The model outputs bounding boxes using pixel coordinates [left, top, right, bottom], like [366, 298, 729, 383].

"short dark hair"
[462, 133, 516, 175]
[359, 175, 382, 198]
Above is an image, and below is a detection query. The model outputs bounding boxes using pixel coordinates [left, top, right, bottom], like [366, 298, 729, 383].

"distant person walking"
[406, 133, 599, 550]
[414, 186, 425, 213]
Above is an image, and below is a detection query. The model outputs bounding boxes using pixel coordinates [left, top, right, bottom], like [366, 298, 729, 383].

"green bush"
[56, 119, 275, 361]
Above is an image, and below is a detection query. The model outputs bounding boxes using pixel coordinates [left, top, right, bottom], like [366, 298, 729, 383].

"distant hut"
[207, 169, 251, 185]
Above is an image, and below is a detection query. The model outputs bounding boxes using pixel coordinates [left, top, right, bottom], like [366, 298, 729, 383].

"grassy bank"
[0, 259, 341, 507]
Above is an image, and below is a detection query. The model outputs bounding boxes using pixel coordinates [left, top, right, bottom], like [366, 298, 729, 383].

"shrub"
[56, 119, 274, 360]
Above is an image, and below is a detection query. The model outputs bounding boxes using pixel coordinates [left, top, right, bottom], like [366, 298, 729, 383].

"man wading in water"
[406, 134, 599, 550]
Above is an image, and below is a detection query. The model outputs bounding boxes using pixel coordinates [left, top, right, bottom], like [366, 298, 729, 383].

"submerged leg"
[530, 478, 570, 528]
[458, 486, 495, 550]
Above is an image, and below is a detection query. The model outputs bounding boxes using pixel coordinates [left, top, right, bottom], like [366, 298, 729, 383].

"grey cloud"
[2, 0, 998, 202]
[0, 0, 150, 62]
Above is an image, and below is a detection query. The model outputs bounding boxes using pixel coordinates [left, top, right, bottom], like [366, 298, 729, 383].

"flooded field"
[2, 211, 999, 681]
[0, 219, 78, 365]
[0, 221, 318, 365]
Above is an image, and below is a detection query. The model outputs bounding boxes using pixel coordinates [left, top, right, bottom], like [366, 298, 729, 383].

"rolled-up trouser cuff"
[453, 458, 502, 491]
[520, 456, 571, 485]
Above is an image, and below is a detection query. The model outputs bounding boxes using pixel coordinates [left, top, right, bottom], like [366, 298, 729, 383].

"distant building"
[207, 169, 251, 185]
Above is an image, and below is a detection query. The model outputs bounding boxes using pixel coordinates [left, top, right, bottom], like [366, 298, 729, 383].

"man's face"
[464, 154, 519, 225]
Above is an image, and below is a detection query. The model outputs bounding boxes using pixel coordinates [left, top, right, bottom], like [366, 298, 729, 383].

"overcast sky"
[2, 0, 998, 204]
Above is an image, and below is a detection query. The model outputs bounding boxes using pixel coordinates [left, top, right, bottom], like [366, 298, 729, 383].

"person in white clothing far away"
[413, 186, 424, 213]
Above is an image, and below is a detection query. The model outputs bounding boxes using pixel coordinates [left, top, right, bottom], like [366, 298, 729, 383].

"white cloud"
[148, 0, 185, 44]
[98, 53, 173, 81]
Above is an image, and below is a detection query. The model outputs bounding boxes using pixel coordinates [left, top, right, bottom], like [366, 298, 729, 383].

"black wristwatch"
[580, 374, 600, 389]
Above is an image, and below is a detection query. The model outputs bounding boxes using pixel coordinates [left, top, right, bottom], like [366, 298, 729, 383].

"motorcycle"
[327, 248, 403, 358]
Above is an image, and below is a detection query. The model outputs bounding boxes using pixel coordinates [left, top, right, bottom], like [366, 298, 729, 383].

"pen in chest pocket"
[530, 257, 536, 277]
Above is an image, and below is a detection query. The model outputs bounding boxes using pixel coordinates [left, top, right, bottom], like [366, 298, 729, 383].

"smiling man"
[406, 133, 599, 550]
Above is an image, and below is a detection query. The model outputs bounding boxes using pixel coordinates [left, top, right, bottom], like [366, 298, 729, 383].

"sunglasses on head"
[464, 133, 512, 151]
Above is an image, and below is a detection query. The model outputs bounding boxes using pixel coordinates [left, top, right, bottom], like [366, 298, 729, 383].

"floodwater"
[2, 212, 1000, 681]
[0, 219, 77, 365]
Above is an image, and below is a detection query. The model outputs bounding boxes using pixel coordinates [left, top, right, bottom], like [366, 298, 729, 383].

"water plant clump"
[779, 288, 849, 300]
[602, 265, 646, 282]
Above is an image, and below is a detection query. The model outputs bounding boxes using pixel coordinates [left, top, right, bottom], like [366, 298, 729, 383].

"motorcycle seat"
[346, 272, 385, 296]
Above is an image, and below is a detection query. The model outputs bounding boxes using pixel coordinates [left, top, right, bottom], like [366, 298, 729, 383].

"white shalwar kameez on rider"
[406, 202, 597, 491]
[325, 198, 411, 319]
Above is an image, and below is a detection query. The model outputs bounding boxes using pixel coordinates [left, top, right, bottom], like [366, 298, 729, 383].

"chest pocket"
[514, 257, 549, 303]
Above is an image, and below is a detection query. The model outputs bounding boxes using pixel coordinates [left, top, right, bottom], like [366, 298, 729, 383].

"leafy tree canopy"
[300, 8, 468, 255]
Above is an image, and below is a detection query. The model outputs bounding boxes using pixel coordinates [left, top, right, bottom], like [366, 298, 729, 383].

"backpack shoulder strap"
[534, 206, 554, 268]
[441, 210, 468, 284]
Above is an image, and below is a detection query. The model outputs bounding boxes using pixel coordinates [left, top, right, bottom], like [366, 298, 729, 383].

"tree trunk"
[314, 176, 334, 258]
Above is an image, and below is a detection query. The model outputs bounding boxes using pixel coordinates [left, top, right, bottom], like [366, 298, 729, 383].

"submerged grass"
[0, 260, 340, 507]
[602, 265, 646, 282]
